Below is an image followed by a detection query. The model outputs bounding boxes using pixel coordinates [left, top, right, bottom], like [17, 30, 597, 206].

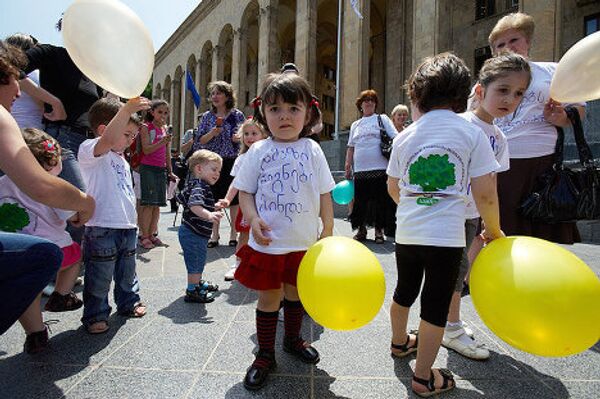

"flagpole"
[334, 0, 343, 140]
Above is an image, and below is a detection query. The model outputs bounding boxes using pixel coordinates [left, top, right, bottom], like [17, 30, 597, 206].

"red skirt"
[234, 245, 306, 290]
[235, 208, 250, 233]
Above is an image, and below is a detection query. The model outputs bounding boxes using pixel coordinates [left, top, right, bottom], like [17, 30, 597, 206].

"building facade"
[153, 0, 600, 151]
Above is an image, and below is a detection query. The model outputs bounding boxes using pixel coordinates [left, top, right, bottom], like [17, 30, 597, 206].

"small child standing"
[79, 97, 151, 334]
[138, 100, 176, 249]
[233, 73, 335, 391]
[0, 129, 83, 353]
[177, 149, 223, 303]
[443, 53, 531, 360]
[386, 53, 504, 397]
[217, 118, 269, 281]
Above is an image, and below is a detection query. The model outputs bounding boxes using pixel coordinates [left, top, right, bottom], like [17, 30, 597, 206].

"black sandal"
[412, 368, 455, 398]
[390, 329, 418, 358]
[353, 228, 367, 242]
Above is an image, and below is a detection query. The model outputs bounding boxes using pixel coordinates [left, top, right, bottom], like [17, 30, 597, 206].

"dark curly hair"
[252, 73, 320, 138]
[22, 128, 62, 169]
[0, 40, 27, 86]
[208, 81, 236, 111]
[406, 52, 471, 114]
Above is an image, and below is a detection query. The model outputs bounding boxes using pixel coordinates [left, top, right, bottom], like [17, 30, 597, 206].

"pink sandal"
[150, 235, 164, 246]
[140, 237, 155, 249]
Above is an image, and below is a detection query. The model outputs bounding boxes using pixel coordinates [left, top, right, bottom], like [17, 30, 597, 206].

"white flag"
[350, 0, 364, 19]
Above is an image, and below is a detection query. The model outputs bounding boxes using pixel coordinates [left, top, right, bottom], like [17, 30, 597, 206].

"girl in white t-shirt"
[443, 53, 531, 361]
[217, 117, 268, 281]
[386, 53, 504, 397]
[233, 73, 335, 391]
[0, 129, 84, 348]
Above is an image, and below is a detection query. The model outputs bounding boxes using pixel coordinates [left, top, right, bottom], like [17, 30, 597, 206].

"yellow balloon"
[297, 236, 385, 331]
[550, 31, 600, 103]
[471, 236, 600, 357]
[62, 0, 155, 98]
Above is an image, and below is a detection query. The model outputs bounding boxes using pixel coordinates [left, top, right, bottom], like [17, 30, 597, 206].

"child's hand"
[215, 199, 230, 209]
[232, 133, 241, 143]
[544, 99, 569, 127]
[480, 228, 505, 244]
[168, 172, 178, 182]
[250, 217, 272, 246]
[319, 226, 333, 240]
[208, 211, 224, 223]
[124, 97, 152, 114]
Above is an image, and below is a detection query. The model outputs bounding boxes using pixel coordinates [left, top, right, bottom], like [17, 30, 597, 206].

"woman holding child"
[182, 81, 245, 248]
[489, 12, 585, 243]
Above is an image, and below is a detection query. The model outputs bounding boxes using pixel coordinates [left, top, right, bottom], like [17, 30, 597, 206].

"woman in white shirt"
[344, 90, 397, 243]
[489, 12, 585, 244]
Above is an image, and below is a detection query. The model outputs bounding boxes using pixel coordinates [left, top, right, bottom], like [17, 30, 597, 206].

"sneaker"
[42, 283, 55, 297]
[24, 327, 49, 354]
[44, 291, 83, 312]
[442, 327, 489, 360]
[184, 286, 215, 303]
[199, 279, 218, 292]
[224, 265, 236, 281]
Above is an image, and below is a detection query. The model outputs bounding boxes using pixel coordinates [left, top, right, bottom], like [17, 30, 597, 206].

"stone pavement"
[1, 208, 599, 399]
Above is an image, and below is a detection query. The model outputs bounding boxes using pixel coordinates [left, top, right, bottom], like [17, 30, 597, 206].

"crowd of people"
[0, 11, 584, 397]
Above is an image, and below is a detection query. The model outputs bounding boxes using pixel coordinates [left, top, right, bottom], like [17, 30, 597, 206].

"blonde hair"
[488, 12, 535, 48]
[237, 118, 268, 154]
[391, 104, 409, 118]
[188, 149, 222, 173]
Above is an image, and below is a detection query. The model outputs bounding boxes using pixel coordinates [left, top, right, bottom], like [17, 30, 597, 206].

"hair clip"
[309, 98, 320, 109]
[246, 115, 254, 120]
[251, 97, 262, 109]
[42, 139, 56, 152]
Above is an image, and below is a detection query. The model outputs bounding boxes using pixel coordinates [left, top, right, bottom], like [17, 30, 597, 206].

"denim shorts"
[178, 224, 209, 275]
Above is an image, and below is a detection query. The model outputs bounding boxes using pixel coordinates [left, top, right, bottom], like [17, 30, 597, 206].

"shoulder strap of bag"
[554, 126, 565, 169]
[566, 107, 595, 167]
[377, 115, 389, 139]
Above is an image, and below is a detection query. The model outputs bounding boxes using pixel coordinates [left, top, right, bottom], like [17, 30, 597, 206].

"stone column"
[172, 76, 182, 144]
[167, 81, 174, 126]
[258, 0, 280, 84]
[295, 0, 317, 89]
[231, 28, 247, 106]
[411, 0, 452, 68]
[521, 0, 558, 61]
[179, 75, 186, 147]
[195, 61, 202, 122]
[339, 0, 370, 130]
[386, 0, 406, 110]
[212, 45, 224, 81]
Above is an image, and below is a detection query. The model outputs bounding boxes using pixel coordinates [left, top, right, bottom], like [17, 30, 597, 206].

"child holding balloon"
[386, 53, 504, 397]
[233, 73, 335, 391]
[442, 53, 531, 360]
[216, 117, 269, 281]
[138, 100, 177, 249]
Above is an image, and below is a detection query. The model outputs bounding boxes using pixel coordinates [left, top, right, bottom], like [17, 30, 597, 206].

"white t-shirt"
[0, 176, 75, 247]
[459, 112, 510, 219]
[495, 62, 585, 158]
[230, 153, 246, 177]
[78, 138, 137, 228]
[347, 114, 396, 172]
[11, 70, 44, 130]
[387, 110, 500, 247]
[233, 137, 335, 254]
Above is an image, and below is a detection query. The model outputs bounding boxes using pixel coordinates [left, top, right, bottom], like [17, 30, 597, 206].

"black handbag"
[519, 107, 600, 223]
[378, 115, 393, 159]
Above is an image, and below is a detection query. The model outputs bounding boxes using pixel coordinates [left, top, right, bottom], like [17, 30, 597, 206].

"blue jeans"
[81, 227, 140, 327]
[45, 124, 88, 244]
[0, 233, 62, 334]
[178, 224, 209, 275]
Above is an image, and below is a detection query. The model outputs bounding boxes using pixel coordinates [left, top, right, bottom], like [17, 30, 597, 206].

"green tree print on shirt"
[0, 203, 30, 232]
[409, 154, 456, 191]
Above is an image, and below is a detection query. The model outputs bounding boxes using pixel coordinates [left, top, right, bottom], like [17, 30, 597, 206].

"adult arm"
[387, 176, 400, 204]
[0, 106, 95, 223]
[544, 100, 585, 128]
[344, 147, 354, 179]
[19, 77, 66, 121]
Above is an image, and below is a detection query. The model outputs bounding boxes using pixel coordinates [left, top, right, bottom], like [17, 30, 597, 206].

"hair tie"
[251, 97, 262, 109]
[309, 98, 320, 109]
[246, 115, 254, 120]
[42, 139, 56, 152]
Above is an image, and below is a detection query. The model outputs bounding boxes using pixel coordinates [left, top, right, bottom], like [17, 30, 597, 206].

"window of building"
[474, 46, 492, 78]
[506, 0, 519, 10]
[475, 0, 496, 20]
[585, 14, 600, 36]
[323, 66, 335, 81]
[322, 95, 335, 111]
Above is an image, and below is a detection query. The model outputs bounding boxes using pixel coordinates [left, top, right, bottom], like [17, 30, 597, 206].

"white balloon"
[550, 31, 600, 103]
[62, 0, 154, 99]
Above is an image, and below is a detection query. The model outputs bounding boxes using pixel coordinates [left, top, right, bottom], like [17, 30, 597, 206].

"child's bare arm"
[319, 192, 334, 239]
[387, 176, 400, 204]
[217, 184, 239, 209]
[189, 205, 223, 223]
[239, 191, 271, 245]
[94, 97, 151, 156]
[471, 173, 504, 241]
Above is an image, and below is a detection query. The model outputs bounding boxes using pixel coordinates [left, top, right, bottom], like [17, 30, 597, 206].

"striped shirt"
[178, 178, 215, 238]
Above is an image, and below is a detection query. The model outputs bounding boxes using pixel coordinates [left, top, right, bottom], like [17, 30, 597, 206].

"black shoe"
[24, 327, 49, 354]
[44, 291, 83, 312]
[243, 350, 276, 391]
[184, 286, 215, 303]
[283, 337, 320, 364]
[199, 279, 219, 292]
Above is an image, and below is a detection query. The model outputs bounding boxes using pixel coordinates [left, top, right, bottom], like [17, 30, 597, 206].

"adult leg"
[0, 233, 62, 335]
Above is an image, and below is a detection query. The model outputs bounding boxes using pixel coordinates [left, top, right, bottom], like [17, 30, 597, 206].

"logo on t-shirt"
[0, 202, 30, 232]
[409, 154, 456, 191]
